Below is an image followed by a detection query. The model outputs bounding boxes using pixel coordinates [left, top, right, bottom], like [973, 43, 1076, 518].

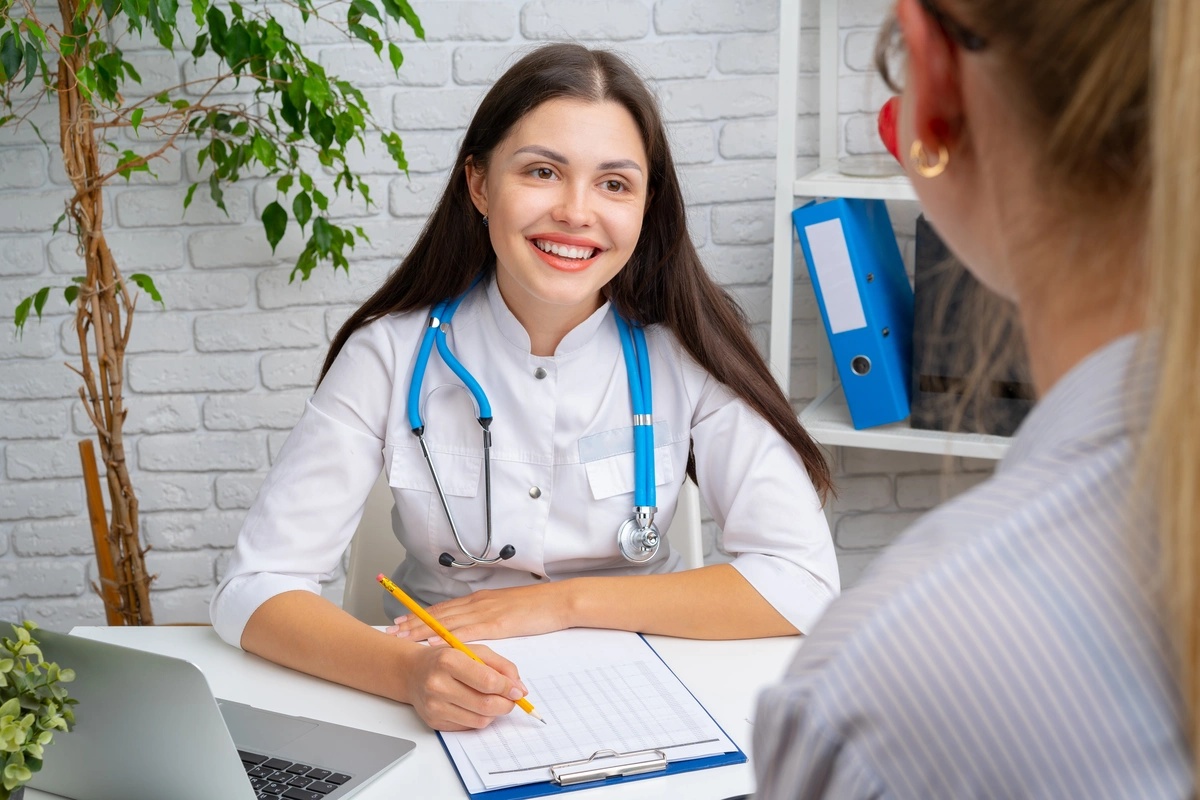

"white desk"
[30, 627, 799, 800]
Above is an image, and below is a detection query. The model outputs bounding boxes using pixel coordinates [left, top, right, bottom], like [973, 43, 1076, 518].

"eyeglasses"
[917, 0, 988, 52]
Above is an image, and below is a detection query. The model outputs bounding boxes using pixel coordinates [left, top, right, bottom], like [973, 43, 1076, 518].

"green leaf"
[0, 33, 22, 81]
[276, 174, 293, 194]
[51, 213, 67, 234]
[394, 0, 424, 38]
[207, 172, 226, 212]
[128, 273, 164, 306]
[130, 107, 144, 132]
[252, 134, 276, 168]
[311, 189, 328, 211]
[64, 286, 78, 305]
[387, 42, 403, 75]
[262, 201, 287, 252]
[264, 20, 285, 55]
[157, 0, 178, 26]
[191, 33, 208, 60]
[183, 181, 199, 209]
[116, 150, 150, 180]
[21, 40, 37, 90]
[22, 19, 48, 47]
[206, 6, 228, 55]
[312, 216, 332, 251]
[382, 132, 407, 172]
[13, 296, 32, 332]
[223, 24, 251, 70]
[292, 191, 311, 228]
[350, 0, 382, 22]
[302, 75, 332, 111]
[191, 0, 208, 25]
[348, 23, 382, 56]
[32, 287, 49, 318]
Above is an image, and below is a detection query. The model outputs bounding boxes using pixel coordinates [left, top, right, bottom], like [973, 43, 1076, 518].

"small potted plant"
[0, 622, 77, 800]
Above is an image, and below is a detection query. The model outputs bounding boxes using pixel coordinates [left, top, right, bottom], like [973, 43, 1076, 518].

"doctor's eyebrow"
[513, 145, 643, 173]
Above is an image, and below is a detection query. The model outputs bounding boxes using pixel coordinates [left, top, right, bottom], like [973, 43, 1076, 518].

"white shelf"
[793, 165, 917, 202]
[800, 386, 1011, 460]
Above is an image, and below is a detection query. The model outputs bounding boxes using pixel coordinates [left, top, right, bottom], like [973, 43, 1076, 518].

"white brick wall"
[0, 0, 995, 630]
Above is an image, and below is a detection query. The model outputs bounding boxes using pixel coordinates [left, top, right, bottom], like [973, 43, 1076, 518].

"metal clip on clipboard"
[549, 748, 668, 786]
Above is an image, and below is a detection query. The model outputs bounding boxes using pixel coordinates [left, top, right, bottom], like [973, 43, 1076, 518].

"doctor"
[210, 43, 839, 732]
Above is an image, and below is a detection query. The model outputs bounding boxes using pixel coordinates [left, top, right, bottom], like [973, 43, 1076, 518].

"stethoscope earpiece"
[439, 545, 516, 569]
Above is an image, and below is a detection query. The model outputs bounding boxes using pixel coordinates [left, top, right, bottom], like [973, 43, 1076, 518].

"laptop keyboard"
[239, 749, 353, 800]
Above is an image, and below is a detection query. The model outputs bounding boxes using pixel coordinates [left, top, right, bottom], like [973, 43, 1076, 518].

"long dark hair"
[322, 43, 833, 500]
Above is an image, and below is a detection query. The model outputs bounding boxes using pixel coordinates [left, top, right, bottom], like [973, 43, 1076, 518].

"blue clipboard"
[437, 634, 747, 800]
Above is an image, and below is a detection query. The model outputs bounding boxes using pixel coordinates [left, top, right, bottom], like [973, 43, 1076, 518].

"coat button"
[528, 486, 542, 499]
[534, 367, 547, 379]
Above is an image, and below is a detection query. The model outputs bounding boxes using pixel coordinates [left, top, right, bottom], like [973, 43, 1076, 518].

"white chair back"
[342, 475, 705, 625]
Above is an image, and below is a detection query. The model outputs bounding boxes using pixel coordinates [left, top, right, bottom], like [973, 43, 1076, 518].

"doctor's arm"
[240, 590, 528, 731]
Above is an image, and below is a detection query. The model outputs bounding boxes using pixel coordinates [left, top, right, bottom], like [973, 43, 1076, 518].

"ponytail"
[1147, 0, 1200, 769]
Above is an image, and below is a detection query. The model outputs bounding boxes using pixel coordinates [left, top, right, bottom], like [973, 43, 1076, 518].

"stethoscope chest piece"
[617, 514, 660, 563]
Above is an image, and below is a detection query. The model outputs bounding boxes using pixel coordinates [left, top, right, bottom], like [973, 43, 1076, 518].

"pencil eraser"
[376, 573, 386, 582]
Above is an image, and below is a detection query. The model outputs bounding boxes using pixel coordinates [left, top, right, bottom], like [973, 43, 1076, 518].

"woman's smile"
[528, 234, 604, 272]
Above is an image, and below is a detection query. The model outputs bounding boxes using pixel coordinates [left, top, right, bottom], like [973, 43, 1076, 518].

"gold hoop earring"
[909, 139, 949, 179]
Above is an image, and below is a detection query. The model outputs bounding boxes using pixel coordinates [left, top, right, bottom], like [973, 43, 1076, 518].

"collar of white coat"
[484, 274, 615, 358]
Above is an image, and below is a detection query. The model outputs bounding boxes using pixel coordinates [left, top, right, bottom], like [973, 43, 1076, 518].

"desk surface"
[30, 626, 798, 800]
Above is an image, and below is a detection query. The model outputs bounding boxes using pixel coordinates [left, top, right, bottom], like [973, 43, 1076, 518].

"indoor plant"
[0, 622, 77, 800]
[1, 0, 421, 624]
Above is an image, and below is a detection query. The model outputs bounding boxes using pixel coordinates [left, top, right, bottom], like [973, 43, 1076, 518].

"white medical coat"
[210, 279, 839, 646]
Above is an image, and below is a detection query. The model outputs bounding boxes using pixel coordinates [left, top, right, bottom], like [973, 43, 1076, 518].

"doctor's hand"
[399, 641, 528, 731]
[386, 583, 570, 644]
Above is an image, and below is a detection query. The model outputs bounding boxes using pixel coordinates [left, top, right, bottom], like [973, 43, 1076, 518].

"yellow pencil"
[376, 574, 546, 724]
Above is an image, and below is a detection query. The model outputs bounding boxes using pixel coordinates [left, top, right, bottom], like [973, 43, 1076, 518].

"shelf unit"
[770, 0, 1010, 460]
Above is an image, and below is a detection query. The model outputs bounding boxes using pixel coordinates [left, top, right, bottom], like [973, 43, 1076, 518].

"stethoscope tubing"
[614, 314, 655, 508]
[408, 279, 657, 568]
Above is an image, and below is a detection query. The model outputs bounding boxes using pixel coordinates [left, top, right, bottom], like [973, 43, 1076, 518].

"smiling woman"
[466, 98, 648, 354]
[208, 42, 839, 734]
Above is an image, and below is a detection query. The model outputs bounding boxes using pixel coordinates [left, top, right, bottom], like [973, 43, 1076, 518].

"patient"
[754, 0, 1196, 796]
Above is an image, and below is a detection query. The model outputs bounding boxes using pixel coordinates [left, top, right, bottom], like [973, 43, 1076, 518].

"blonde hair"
[1149, 0, 1200, 770]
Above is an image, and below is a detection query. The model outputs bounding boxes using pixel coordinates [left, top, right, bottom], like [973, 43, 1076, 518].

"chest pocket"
[580, 421, 676, 500]
[387, 444, 482, 498]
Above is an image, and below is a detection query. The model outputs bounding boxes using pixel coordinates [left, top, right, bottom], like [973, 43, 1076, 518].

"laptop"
[26, 626, 416, 800]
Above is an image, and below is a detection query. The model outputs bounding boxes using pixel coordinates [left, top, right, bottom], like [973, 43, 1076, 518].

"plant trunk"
[57, 1, 154, 625]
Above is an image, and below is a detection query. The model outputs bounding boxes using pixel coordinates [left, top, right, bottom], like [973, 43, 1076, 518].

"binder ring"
[851, 355, 872, 376]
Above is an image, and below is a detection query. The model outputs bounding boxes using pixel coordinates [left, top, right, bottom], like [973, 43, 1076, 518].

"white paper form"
[440, 628, 737, 793]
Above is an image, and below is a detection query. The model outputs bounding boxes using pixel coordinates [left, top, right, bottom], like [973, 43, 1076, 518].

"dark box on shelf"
[911, 215, 1035, 438]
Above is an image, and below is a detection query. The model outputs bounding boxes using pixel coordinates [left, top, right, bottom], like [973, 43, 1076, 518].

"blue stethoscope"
[407, 281, 661, 568]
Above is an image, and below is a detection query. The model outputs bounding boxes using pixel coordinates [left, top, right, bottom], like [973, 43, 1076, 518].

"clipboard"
[436, 631, 747, 800]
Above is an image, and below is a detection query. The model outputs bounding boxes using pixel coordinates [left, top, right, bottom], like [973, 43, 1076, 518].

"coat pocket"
[386, 444, 482, 498]
[580, 422, 676, 501]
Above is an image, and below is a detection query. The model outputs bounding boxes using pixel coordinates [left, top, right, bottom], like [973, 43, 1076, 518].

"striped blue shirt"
[754, 335, 1191, 798]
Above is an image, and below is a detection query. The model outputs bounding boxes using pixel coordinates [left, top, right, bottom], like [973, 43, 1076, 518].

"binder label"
[805, 219, 867, 334]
